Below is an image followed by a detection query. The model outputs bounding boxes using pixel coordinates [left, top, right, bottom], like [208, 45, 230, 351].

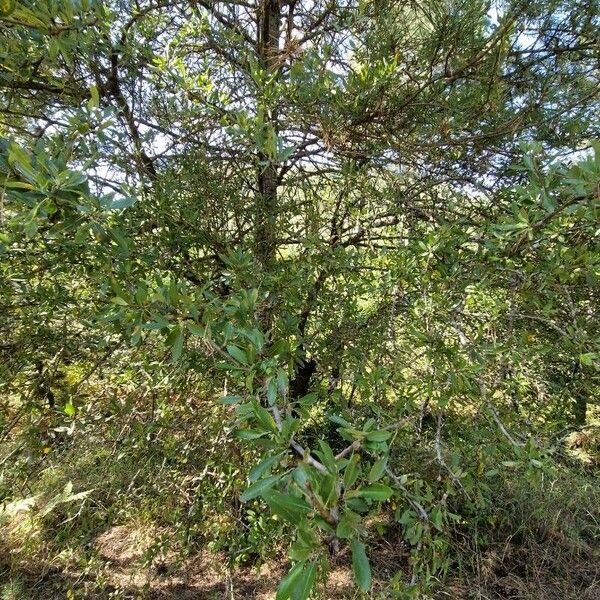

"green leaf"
[226, 344, 248, 364]
[5, 181, 34, 190]
[336, 510, 361, 539]
[166, 325, 184, 361]
[134, 282, 147, 304]
[109, 196, 136, 210]
[249, 452, 285, 482]
[367, 456, 388, 483]
[347, 483, 393, 501]
[320, 472, 338, 507]
[346, 498, 370, 513]
[431, 506, 444, 532]
[351, 539, 371, 591]
[234, 429, 268, 440]
[329, 414, 352, 427]
[187, 322, 204, 336]
[88, 84, 100, 110]
[252, 401, 278, 433]
[266, 377, 278, 405]
[8, 143, 38, 184]
[365, 430, 391, 442]
[316, 440, 337, 474]
[297, 392, 318, 407]
[143, 315, 169, 330]
[339, 427, 366, 441]
[291, 561, 317, 600]
[343, 454, 361, 489]
[277, 368, 288, 395]
[244, 327, 264, 350]
[493, 222, 528, 232]
[579, 352, 597, 366]
[240, 474, 281, 502]
[278, 145, 295, 162]
[263, 490, 311, 524]
[218, 395, 243, 405]
[276, 562, 306, 600]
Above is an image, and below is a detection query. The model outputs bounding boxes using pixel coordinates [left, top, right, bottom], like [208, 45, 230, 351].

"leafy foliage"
[0, 0, 599, 597]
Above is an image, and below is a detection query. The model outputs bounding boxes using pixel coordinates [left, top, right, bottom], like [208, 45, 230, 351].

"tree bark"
[255, 0, 280, 269]
[574, 392, 587, 426]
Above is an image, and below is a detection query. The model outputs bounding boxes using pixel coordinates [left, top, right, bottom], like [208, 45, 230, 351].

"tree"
[1, 0, 599, 595]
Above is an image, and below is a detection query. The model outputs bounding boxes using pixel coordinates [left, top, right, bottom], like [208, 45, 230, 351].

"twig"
[289, 439, 329, 474]
[268, 402, 329, 474]
[481, 384, 525, 448]
[335, 440, 360, 461]
[386, 468, 429, 522]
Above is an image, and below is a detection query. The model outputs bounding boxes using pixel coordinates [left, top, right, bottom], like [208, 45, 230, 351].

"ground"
[3, 519, 599, 599]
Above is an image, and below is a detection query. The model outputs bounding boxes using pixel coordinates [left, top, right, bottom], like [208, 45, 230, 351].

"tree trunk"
[255, 0, 280, 270]
[574, 392, 587, 426]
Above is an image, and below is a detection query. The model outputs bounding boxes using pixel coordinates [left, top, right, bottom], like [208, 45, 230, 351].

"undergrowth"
[2, 386, 598, 599]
